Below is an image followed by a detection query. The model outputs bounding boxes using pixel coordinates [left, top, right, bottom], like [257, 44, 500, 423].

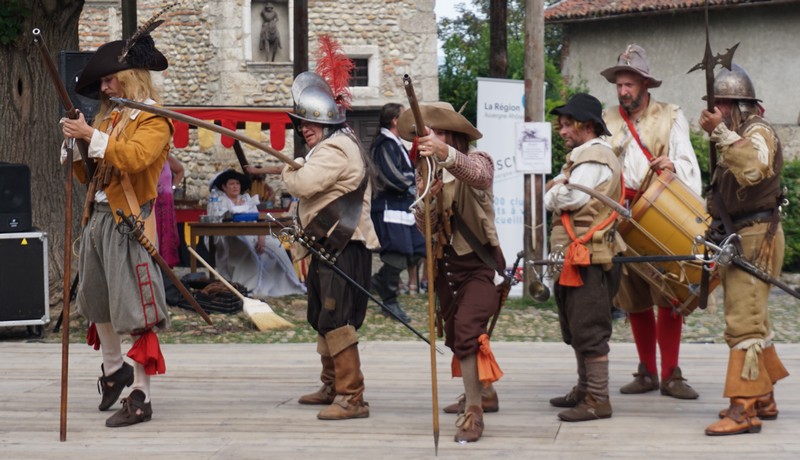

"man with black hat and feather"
[60, 8, 174, 427]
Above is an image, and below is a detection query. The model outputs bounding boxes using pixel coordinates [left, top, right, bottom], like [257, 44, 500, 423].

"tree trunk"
[0, 0, 85, 306]
[489, 0, 508, 78]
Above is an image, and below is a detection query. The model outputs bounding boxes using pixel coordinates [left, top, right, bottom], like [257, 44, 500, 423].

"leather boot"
[317, 343, 369, 420]
[454, 405, 484, 443]
[719, 391, 779, 420]
[299, 336, 336, 405]
[762, 345, 789, 383]
[620, 362, 659, 394]
[443, 385, 499, 414]
[105, 389, 153, 427]
[706, 397, 762, 435]
[559, 359, 612, 422]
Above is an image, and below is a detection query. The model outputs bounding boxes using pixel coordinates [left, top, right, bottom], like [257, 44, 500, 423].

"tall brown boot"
[719, 345, 788, 420]
[317, 326, 369, 420]
[706, 397, 762, 435]
[707, 347, 772, 435]
[299, 335, 336, 405]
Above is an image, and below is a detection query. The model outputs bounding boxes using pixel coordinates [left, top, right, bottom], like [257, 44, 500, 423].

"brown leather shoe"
[558, 392, 612, 422]
[706, 398, 762, 436]
[298, 384, 336, 405]
[317, 394, 370, 420]
[97, 363, 134, 411]
[105, 390, 152, 427]
[718, 392, 778, 420]
[549, 386, 586, 408]
[443, 387, 499, 414]
[454, 405, 484, 442]
[660, 367, 699, 399]
[620, 362, 659, 394]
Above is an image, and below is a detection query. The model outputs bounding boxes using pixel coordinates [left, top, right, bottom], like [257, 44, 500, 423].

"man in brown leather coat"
[699, 63, 789, 436]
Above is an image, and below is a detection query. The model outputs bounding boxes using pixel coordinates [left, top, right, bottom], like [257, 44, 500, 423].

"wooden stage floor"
[1, 341, 798, 459]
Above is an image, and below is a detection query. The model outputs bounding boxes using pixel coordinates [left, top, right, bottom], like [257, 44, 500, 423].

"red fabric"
[629, 309, 657, 375]
[409, 137, 419, 166]
[86, 322, 101, 350]
[166, 108, 291, 150]
[127, 330, 166, 375]
[173, 121, 190, 148]
[657, 305, 683, 380]
[477, 334, 503, 386]
[451, 354, 462, 378]
[221, 119, 237, 148]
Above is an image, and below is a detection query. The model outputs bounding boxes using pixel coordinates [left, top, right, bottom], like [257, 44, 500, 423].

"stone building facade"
[79, 0, 438, 201]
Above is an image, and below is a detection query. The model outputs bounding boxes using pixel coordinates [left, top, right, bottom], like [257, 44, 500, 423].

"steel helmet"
[288, 71, 345, 126]
[713, 64, 761, 102]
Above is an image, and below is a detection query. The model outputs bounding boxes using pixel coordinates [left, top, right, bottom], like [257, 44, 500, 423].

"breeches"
[555, 264, 620, 358]
[721, 223, 784, 348]
[306, 241, 371, 335]
[435, 247, 502, 359]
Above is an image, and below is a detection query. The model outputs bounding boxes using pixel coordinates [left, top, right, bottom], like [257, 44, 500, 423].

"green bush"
[781, 159, 800, 271]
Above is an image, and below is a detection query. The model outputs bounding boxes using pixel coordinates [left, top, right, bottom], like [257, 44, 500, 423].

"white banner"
[476, 77, 529, 276]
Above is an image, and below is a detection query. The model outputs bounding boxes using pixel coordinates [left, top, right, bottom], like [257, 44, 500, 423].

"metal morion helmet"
[288, 71, 345, 126]
[713, 64, 761, 102]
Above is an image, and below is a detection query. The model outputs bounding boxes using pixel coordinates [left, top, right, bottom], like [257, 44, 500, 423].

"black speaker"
[0, 163, 32, 233]
[58, 51, 99, 124]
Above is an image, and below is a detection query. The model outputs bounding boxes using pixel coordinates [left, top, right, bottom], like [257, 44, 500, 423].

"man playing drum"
[601, 44, 703, 399]
[699, 64, 789, 436]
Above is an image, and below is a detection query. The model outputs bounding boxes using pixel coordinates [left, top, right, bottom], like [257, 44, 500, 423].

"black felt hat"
[549, 93, 611, 136]
[211, 169, 252, 193]
[75, 34, 169, 99]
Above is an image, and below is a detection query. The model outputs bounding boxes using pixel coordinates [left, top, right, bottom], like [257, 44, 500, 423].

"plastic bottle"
[208, 188, 222, 222]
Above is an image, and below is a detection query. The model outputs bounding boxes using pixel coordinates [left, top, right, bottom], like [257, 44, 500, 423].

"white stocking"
[131, 361, 151, 403]
[94, 322, 123, 375]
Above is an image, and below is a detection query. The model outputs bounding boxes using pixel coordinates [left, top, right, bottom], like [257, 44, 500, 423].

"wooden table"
[188, 221, 286, 273]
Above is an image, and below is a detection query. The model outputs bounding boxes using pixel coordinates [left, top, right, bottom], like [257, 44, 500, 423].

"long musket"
[32, 29, 95, 179]
[402, 74, 439, 455]
[116, 210, 214, 326]
[31, 27, 82, 442]
[264, 215, 443, 352]
[109, 97, 303, 169]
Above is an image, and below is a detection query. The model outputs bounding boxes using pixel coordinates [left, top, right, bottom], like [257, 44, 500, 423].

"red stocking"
[657, 305, 682, 380]
[629, 309, 657, 375]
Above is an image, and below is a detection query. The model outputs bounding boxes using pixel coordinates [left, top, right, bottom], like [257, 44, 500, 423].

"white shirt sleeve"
[669, 109, 703, 195]
[544, 162, 613, 213]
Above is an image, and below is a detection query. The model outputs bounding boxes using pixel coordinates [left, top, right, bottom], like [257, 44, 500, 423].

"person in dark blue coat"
[369, 103, 425, 323]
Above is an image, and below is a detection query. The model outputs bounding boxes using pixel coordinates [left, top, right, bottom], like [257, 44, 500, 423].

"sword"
[116, 210, 214, 325]
[109, 97, 303, 170]
[266, 214, 444, 353]
[695, 235, 800, 301]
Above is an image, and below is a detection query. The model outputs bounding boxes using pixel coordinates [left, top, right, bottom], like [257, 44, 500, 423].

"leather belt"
[711, 209, 775, 229]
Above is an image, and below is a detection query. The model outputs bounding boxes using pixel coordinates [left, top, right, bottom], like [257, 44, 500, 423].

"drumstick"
[565, 182, 631, 219]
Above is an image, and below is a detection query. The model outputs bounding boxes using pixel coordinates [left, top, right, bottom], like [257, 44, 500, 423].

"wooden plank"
[0, 342, 798, 458]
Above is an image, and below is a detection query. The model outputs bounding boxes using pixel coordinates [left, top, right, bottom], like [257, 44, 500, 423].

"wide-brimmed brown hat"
[211, 169, 251, 193]
[396, 102, 482, 142]
[600, 44, 662, 88]
[75, 35, 168, 99]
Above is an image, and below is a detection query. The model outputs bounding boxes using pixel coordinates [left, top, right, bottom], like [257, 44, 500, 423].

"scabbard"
[116, 210, 214, 325]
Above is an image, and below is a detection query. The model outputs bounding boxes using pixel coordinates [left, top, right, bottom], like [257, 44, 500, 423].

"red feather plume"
[315, 34, 354, 111]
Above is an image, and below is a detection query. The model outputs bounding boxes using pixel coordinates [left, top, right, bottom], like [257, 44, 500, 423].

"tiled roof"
[545, 0, 799, 23]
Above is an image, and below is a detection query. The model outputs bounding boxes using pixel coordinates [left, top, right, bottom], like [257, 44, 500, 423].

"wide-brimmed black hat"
[549, 93, 611, 136]
[75, 34, 168, 99]
[211, 169, 252, 193]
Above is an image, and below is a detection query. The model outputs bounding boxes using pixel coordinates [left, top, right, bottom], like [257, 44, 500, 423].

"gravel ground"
[3, 266, 798, 345]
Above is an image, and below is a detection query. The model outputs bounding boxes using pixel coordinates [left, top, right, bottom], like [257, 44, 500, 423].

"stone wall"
[79, 0, 438, 201]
